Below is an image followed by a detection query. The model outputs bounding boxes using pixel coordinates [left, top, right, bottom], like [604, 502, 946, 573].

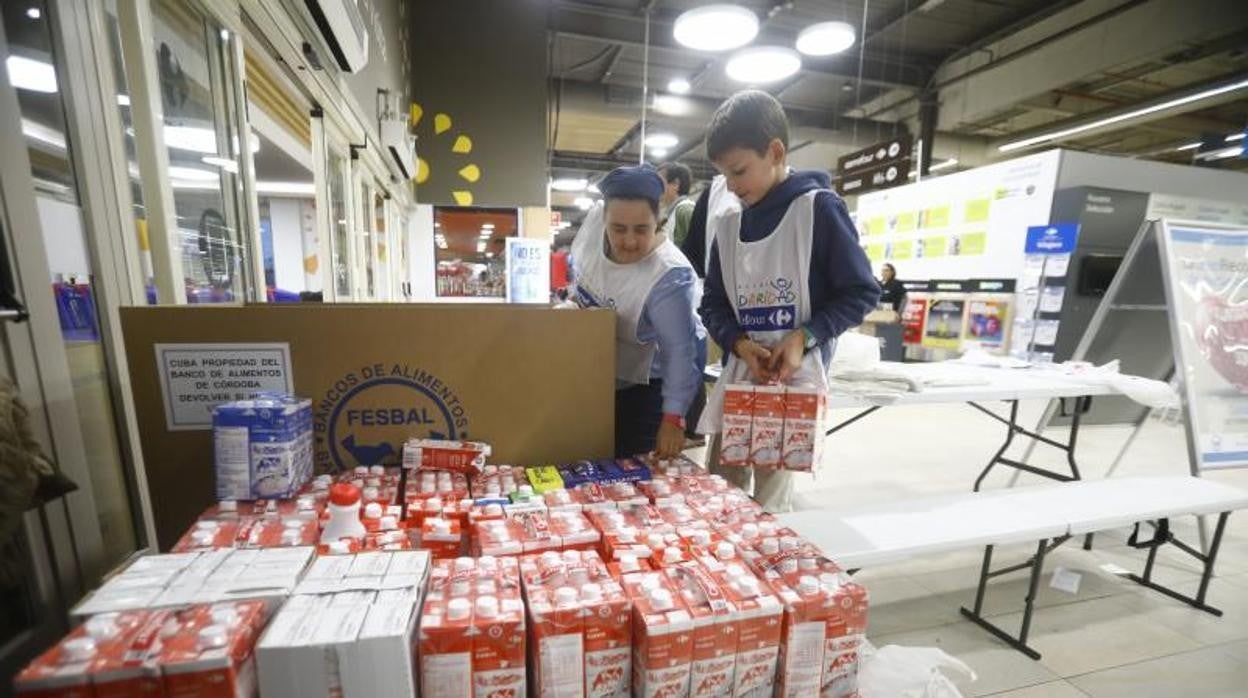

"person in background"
[698, 90, 880, 512]
[658, 162, 696, 248]
[570, 165, 707, 459]
[878, 263, 906, 312]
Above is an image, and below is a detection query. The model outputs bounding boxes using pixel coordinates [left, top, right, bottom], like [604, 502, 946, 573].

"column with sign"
[1012, 223, 1079, 362]
[505, 237, 551, 304]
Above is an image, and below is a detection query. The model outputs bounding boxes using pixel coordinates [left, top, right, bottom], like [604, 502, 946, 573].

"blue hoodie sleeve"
[699, 239, 744, 357]
[804, 192, 881, 344]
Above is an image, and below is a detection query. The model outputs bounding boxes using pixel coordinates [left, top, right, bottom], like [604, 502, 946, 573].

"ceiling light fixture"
[999, 77, 1248, 153]
[644, 132, 678, 149]
[653, 93, 693, 116]
[6, 55, 57, 93]
[476, 241, 486, 253]
[726, 46, 802, 84]
[795, 21, 856, 56]
[668, 78, 691, 94]
[482, 222, 495, 229]
[551, 177, 588, 192]
[674, 4, 758, 52]
[26, 7, 41, 19]
[649, 148, 669, 159]
[574, 196, 594, 210]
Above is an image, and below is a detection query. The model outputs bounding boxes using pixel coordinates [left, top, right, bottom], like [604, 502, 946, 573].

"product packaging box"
[621, 572, 694, 698]
[158, 600, 268, 698]
[720, 386, 755, 467]
[780, 385, 824, 472]
[749, 386, 785, 469]
[665, 564, 736, 697]
[14, 611, 152, 698]
[401, 439, 491, 474]
[525, 465, 566, 494]
[212, 395, 313, 501]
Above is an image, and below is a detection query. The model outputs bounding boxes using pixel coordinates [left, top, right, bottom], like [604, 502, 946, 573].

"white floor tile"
[858, 574, 965, 636]
[984, 680, 1090, 697]
[1067, 644, 1248, 698]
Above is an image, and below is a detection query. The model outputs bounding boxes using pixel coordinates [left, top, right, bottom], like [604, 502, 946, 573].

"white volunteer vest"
[697, 189, 829, 434]
[571, 202, 695, 386]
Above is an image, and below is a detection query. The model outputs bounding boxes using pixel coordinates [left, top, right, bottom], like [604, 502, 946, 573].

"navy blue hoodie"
[699, 170, 881, 364]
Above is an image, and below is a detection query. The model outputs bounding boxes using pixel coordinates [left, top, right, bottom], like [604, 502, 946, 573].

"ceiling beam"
[550, 1, 932, 90]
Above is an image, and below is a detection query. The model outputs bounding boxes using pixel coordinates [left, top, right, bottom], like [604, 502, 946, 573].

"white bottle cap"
[646, 533, 665, 549]
[380, 516, 399, 531]
[780, 559, 798, 574]
[363, 502, 383, 519]
[61, 636, 97, 663]
[640, 574, 662, 591]
[84, 614, 120, 639]
[780, 538, 799, 552]
[691, 530, 712, 546]
[327, 540, 351, 555]
[296, 497, 315, 512]
[799, 558, 818, 571]
[741, 523, 759, 540]
[427, 497, 444, 511]
[210, 607, 239, 627]
[194, 520, 219, 531]
[555, 586, 579, 606]
[363, 487, 380, 502]
[735, 576, 760, 597]
[715, 542, 736, 560]
[217, 500, 238, 513]
[648, 587, 674, 611]
[580, 583, 603, 602]
[725, 563, 747, 579]
[354, 466, 369, 477]
[797, 575, 820, 596]
[475, 596, 499, 618]
[479, 555, 498, 571]
[191, 530, 215, 546]
[197, 624, 229, 650]
[483, 465, 498, 475]
[617, 554, 639, 572]
[447, 597, 471, 621]
[280, 529, 303, 546]
[819, 572, 842, 590]
[370, 465, 386, 476]
[431, 518, 451, 534]
[454, 557, 476, 572]
[663, 547, 684, 564]
[283, 518, 305, 530]
[761, 539, 780, 555]
[477, 580, 498, 595]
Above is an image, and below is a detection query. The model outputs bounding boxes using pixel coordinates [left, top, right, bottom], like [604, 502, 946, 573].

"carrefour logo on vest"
[313, 362, 470, 472]
[739, 305, 796, 331]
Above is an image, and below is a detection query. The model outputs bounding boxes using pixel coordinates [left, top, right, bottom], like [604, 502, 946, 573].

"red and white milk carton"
[720, 385, 754, 467]
[90, 610, 174, 698]
[402, 439, 490, 474]
[14, 633, 98, 697]
[419, 597, 474, 697]
[542, 488, 582, 514]
[471, 518, 524, 558]
[173, 518, 243, 552]
[548, 510, 601, 553]
[470, 595, 527, 698]
[665, 565, 737, 697]
[422, 517, 465, 559]
[622, 573, 694, 698]
[780, 385, 824, 473]
[749, 385, 785, 469]
[581, 580, 632, 697]
[527, 586, 585, 697]
[159, 601, 267, 698]
[767, 565, 868, 698]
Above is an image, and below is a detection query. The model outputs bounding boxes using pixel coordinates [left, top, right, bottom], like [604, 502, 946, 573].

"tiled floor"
[694, 399, 1248, 697]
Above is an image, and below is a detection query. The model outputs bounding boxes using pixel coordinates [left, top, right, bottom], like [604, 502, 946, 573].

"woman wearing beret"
[570, 165, 707, 459]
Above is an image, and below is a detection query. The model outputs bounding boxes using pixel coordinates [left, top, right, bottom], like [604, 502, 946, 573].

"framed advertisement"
[901, 297, 928, 345]
[1157, 220, 1248, 471]
[922, 298, 965, 349]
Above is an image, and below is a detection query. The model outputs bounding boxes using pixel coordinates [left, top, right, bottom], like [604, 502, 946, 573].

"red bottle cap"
[329, 482, 361, 506]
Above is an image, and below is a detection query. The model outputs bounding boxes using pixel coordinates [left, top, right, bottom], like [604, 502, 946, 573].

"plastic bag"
[858, 642, 976, 698]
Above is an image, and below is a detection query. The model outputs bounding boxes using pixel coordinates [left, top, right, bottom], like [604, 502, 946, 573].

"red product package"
[158, 601, 267, 698]
[471, 518, 524, 558]
[548, 510, 601, 552]
[621, 572, 694, 698]
[749, 385, 785, 469]
[402, 439, 490, 474]
[569, 483, 615, 515]
[419, 597, 474, 697]
[768, 569, 869, 698]
[780, 385, 824, 472]
[421, 516, 465, 560]
[172, 519, 242, 552]
[542, 488, 583, 514]
[237, 516, 319, 549]
[581, 579, 632, 697]
[15, 612, 154, 698]
[90, 610, 176, 698]
[471, 595, 527, 698]
[509, 508, 558, 554]
[526, 586, 585, 696]
[665, 564, 737, 698]
[720, 385, 755, 467]
[701, 558, 783, 698]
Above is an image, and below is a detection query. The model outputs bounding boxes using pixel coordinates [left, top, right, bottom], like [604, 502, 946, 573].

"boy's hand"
[654, 420, 686, 459]
[769, 330, 807, 383]
[733, 336, 775, 383]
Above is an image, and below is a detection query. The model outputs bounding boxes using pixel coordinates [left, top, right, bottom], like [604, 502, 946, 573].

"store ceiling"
[434, 208, 518, 257]
[548, 0, 1248, 217]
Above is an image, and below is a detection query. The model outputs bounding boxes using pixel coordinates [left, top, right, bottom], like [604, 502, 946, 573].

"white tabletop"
[826, 362, 1120, 409]
[780, 476, 1248, 568]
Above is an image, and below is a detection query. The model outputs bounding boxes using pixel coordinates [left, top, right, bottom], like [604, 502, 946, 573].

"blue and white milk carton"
[212, 394, 313, 500]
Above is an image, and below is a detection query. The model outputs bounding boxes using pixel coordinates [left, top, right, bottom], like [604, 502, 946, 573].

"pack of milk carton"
[213, 394, 313, 500]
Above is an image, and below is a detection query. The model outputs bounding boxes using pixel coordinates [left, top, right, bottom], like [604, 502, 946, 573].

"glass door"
[374, 185, 389, 301]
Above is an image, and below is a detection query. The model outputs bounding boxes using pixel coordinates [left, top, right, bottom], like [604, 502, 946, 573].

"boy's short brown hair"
[705, 90, 790, 161]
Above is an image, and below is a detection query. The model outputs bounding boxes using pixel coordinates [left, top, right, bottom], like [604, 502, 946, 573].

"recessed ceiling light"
[667, 78, 691, 94]
[6, 55, 57, 93]
[26, 7, 41, 20]
[726, 46, 802, 84]
[482, 222, 495, 229]
[796, 21, 856, 56]
[653, 94, 693, 116]
[644, 133, 678, 149]
[674, 4, 758, 52]
[551, 177, 588, 192]
[650, 148, 669, 159]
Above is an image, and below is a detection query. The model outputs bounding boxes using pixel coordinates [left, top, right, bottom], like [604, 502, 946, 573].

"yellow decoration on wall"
[434, 113, 452, 134]
[458, 164, 481, 183]
[452, 190, 474, 206]
[416, 157, 430, 184]
[136, 217, 150, 252]
[303, 255, 319, 274]
[410, 103, 424, 127]
[452, 135, 473, 154]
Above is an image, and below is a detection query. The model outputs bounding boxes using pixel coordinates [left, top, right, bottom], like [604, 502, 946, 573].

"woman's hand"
[768, 330, 807, 383]
[733, 336, 775, 383]
[654, 419, 686, 459]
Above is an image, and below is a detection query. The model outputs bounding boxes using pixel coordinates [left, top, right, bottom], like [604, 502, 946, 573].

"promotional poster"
[965, 299, 1010, 350]
[902, 297, 928, 345]
[922, 299, 966, 349]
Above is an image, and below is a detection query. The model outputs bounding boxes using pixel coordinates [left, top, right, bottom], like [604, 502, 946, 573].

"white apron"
[697, 190, 830, 434]
[571, 202, 696, 386]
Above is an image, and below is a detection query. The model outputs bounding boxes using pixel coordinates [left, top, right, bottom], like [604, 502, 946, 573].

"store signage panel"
[505, 237, 550, 304]
[837, 135, 913, 176]
[155, 343, 293, 431]
[836, 158, 910, 196]
[1025, 223, 1079, 255]
[1158, 222, 1248, 470]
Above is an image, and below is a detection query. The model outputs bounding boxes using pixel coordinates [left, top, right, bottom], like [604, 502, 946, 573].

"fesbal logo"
[314, 362, 470, 472]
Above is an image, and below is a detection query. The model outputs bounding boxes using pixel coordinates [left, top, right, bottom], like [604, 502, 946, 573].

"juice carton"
[749, 386, 785, 469]
[767, 568, 868, 698]
[720, 386, 754, 467]
[525, 465, 566, 494]
[419, 597, 474, 698]
[526, 586, 585, 696]
[470, 595, 526, 698]
[817, 572, 868, 698]
[402, 439, 490, 474]
[581, 579, 632, 697]
[622, 573, 694, 698]
[665, 564, 737, 698]
[421, 517, 465, 559]
[781, 385, 824, 473]
[467, 502, 507, 526]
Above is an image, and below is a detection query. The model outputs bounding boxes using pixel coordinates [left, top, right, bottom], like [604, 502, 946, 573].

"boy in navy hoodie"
[700, 90, 880, 511]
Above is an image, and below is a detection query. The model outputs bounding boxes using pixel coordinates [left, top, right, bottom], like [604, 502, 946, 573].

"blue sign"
[738, 305, 797, 332]
[1024, 223, 1080, 255]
